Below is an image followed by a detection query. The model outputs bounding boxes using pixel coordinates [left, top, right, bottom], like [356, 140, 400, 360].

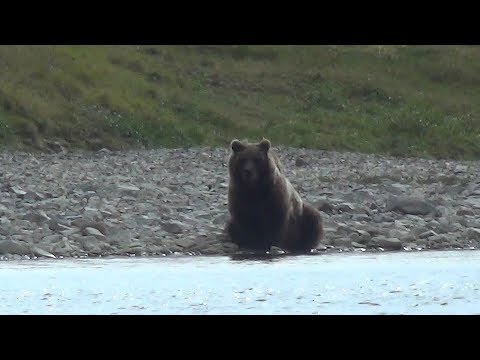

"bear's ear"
[231, 139, 246, 153]
[259, 138, 271, 152]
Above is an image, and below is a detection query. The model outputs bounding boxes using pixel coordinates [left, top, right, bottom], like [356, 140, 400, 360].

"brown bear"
[225, 138, 323, 253]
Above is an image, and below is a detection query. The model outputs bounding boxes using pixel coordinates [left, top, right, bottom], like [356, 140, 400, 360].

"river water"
[1, 250, 479, 315]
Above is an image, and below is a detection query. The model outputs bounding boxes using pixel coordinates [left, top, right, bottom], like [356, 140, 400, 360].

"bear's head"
[228, 138, 276, 188]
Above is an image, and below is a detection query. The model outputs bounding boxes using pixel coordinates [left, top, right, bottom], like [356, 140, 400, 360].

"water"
[1, 250, 479, 314]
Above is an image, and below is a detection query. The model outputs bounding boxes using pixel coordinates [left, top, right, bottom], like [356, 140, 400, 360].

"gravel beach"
[1, 146, 479, 260]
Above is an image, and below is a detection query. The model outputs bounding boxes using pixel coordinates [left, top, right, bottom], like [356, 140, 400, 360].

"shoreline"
[2, 247, 480, 262]
[1, 147, 479, 261]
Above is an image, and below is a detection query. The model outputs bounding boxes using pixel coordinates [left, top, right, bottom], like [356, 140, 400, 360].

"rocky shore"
[1, 146, 479, 260]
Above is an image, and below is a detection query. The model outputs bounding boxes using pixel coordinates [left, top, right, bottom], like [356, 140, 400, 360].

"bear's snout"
[241, 161, 257, 182]
[243, 168, 253, 178]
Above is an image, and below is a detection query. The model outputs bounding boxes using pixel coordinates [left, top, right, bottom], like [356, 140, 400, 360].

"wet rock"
[349, 233, 360, 243]
[161, 220, 186, 234]
[175, 238, 196, 249]
[0, 218, 12, 236]
[467, 228, 480, 241]
[369, 202, 380, 210]
[71, 218, 106, 233]
[295, 157, 308, 167]
[48, 218, 61, 231]
[0, 239, 31, 255]
[377, 237, 403, 250]
[12, 219, 32, 230]
[190, 236, 209, 250]
[83, 227, 106, 239]
[97, 147, 112, 154]
[332, 238, 352, 248]
[415, 238, 427, 246]
[107, 229, 134, 245]
[399, 233, 416, 244]
[434, 206, 449, 218]
[10, 186, 26, 198]
[213, 213, 228, 225]
[458, 217, 478, 228]
[388, 229, 408, 239]
[123, 246, 147, 256]
[61, 227, 82, 237]
[47, 237, 78, 256]
[10, 234, 30, 243]
[159, 241, 182, 253]
[403, 242, 418, 250]
[352, 241, 366, 248]
[118, 184, 141, 195]
[362, 226, 383, 238]
[0, 204, 9, 217]
[454, 165, 469, 173]
[77, 236, 102, 254]
[359, 233, 372, 244]
[22, 211, 50, 224]
[452, 223, 465, 232]
[385, 183, 409, 195]
[385, 197, 437, 216]
[457, 208, 475, 217]
[418, 230, 438, 239]
[428, 234, 448, 243]
[222, 242, 239, 251]
[315, 200, 335, 214]
[46, 140, 68, 154]
[31, 246, 56, 259]
[24, 190, 44, 202]
[351, 214, 371, 222]
[269, 246, 286, 255]
[41, 198, 67, 211]
[434, 218, 452, 234]
[463, 198, 480, 209]
[373, 214, 395, 223]
[336, 203, 356, 213]
[42, 234, 64, 244]
[201, 246, 224, 255]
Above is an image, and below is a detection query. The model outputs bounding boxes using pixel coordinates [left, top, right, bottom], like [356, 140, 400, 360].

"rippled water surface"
[1, 250, 480, 314]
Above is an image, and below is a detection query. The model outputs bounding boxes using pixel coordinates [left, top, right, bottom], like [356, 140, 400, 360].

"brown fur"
[225, 138, 323, 253]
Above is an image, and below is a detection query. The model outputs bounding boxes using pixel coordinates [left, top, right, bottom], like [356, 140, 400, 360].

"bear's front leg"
[268, 222, 289, 252]
[226, 219, 270, 252]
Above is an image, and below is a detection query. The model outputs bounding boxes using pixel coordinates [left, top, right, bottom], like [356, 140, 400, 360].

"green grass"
[0, 45, 479, 159]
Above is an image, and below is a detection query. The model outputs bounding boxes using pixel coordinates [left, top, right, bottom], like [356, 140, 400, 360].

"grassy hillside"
[0, 45, 479, 159]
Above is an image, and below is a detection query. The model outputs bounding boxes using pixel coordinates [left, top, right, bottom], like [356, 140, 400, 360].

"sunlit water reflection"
[1, 250, 479, 314]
